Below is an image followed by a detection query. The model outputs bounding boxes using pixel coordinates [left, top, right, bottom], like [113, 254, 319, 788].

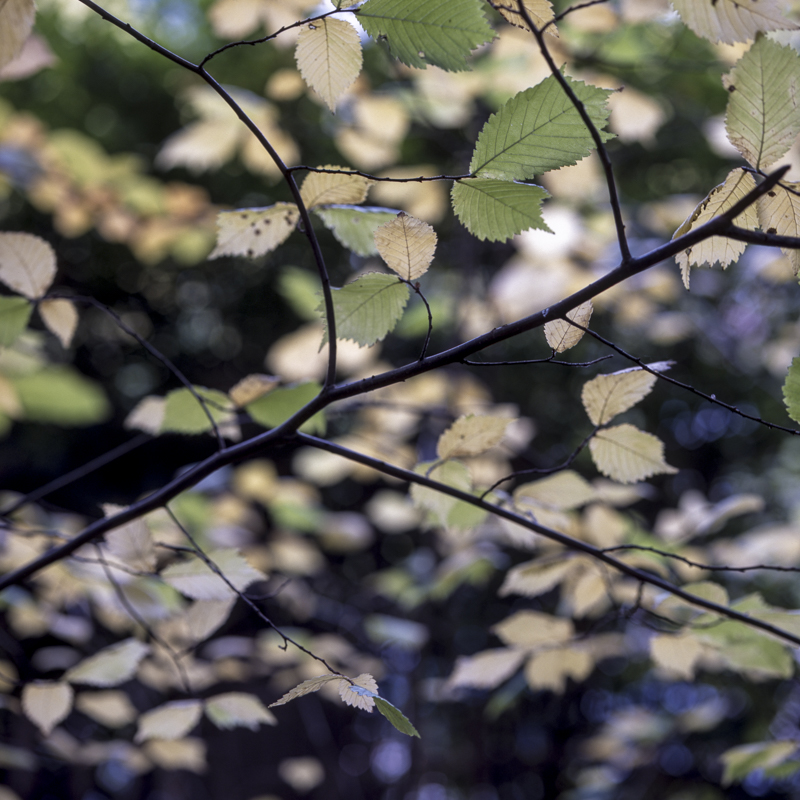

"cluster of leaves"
[6, 0, 800, 798]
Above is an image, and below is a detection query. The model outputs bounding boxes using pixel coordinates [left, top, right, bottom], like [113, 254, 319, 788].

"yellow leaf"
[299, 164, 372, 209]
[278, 757, 325, 793]
[101, 505, 157, 573]
[513, 470, 597, 511]
[65, 639, 150, 687]
[650, 632, 704, 680]
[589, 424, 677, 483]
[374, 212, 437, 281]
[673, 167, 758, 287]
[436, 414, 511, 459]
[524, 647, 593, 692]
[339, 673, 378, 711]
[565, 566, 609, 617]
[498, 558, 579, 598]
[135, 699, 203, 742]
[209, 203, 300, 259]
[0, 233, 57, 299]
[269, 674, 345, 707]
[123, 395, 166, 435]
[205, 692, 278, 730]
[22, 681, 73, 735]
[581, 366, 659, 426]
[38, 298, 78, 348]
[491, 610, 573, 648]
[497, 0, 558, 36]
[671, 0, 797, 44]
[156, 118, 241, 173]
[0, 0, 35, 71]
[160, 549, 266, 600]
[143, 737, 206, 773]
[295, 18, 362, 112]
[228, 373, 280, 407]
[757, 182, 800, 273]
[446, 648, 526, 690]
[543, 300, 593, 353]
[75, 691, 137, 728]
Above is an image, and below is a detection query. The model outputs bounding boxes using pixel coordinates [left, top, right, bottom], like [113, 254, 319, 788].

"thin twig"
[463, 354, 613, 367]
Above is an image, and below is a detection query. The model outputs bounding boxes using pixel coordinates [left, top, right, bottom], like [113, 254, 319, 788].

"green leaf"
[451, 179, 551, 242]
[321, 272, 409, 347]
[470, 74, 614, 181]
[13, 366, 110, 426]
[314, 206, 400, 256]
[374, 696, 420, 737]
[721, 741, 797, 786]
[246, 381, 326, 434]
[161, 387, 233, 435]
[357, 0, 495, 72]
[0, 296, 32, 346]
[724, 37, 800, 169]
[278, 267, 325, 322]
[783, 357, 800, 424]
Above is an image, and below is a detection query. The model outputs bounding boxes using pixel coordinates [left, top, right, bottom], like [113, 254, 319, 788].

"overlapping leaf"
[758, 181, 800, 273]
[209, 204, 300, 259]
[451, 179, 551, 242]
[339, 673, 378, 711]
[374, 697, 420, 737]
[357, 0, 495, 72]
[246, 381, 326, 435]
[321, 272, 409, 346]
[269, 674, 345, 707]
[160, 548, 266, 600]
[724, 37, 800, 169]
[436, 414, 511, 459]
[470, 75, 614, 181]
[544, 301, 592, 353]
[721, 741, 798, 786]
[314, 206, 399, 256]
[374, 212, 437, 280]
[671, 0, 797, 44]
[581, 366, 659, 426]
[39, 298, 79, 348]
[589, 424, 676, 483]
[0, 0, 36, 71]
[161, 387, 235, 435]
[673, 167, 758, 287]
[295, 18, 362, 112]
[300, 166, 372, 210]
[497, 0, 557, 34]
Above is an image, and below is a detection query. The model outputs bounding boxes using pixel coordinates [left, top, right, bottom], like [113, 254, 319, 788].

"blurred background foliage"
[4, 1, 800, 799]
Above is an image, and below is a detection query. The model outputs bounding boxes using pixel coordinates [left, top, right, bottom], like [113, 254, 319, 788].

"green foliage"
[314, 205, 399, 256]
[246, 382, 326, 434]
[0, 296, 31, 346]
[13, 366, 110, 426]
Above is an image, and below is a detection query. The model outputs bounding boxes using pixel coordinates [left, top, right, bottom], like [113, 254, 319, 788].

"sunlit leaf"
[339, 673, 378, 711]
[724, 37, 800, 169]
[581, 366, 659, 426]
[205, 692, 277, 730]
[228, 374, 280, 407]
[470, 75, 614, 181]
[374, 212, 437, 280]
[314, 205, 400, 256]
[374, 697, 420, 737]
[300, 165, 372, 209]
[451, 179, 551, 242]
[143, 737, 206, 773]
[0, 0, 36, 71]
[357, 0, 495, 72]
[182, 598, 236, 646]
[38, 298, 78, 348]
[102, 506, 157, 573]
[0, 296, 32, 346]
[160, 548, 266, 601]
[650, 631, 704, 680]
[135, 699, 203, 742]
[543, 301, 593, 353]
[13, 366, 110, 426]
[436, 414, 511, 459]
[246, 381, 325, 434]
[161, 386, 235, 436]
[514, 471, 597, 511]
[74, 691, 138, 728]
[721, 741, 798, 786]
[524, 647, 593, 692]
[757, 182, 800, 273]
[447, 648, 526, 689]
[497, 0, 557, 33]
[269, 674, 345, 707]
[209, 204, 300, 259]
[673, 167, 758, 287]
[498, 558, 579, 598]
[0, 232, 57, 299]
[22, 681, 73, 735]
[124, 395, 165, 435]
[783, 357, 800, 424]
[492, 610, 573, 648]
[671, 0, 797, 44]
[65, 639, 150, 687]
[278, 757, 325, 793]
[295, 19, 362, 112]
[589, 424, 677, 483]
[320, 272, 409, 347]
